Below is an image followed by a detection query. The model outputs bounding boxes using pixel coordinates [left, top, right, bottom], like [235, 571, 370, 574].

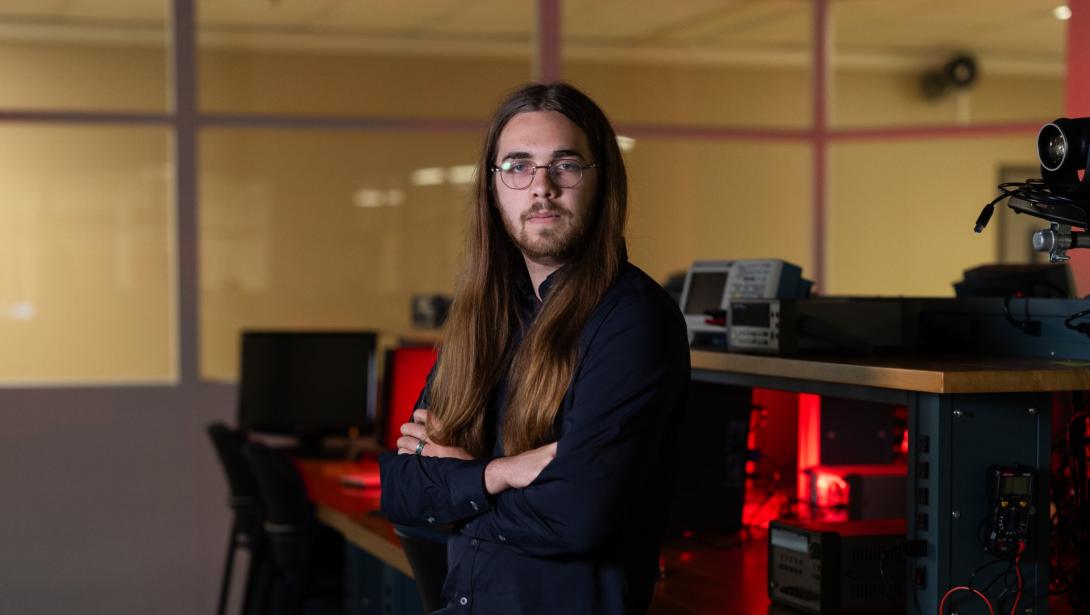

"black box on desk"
[802, 464, 907, 521]
[768, 518, 905, 615]
[668, 381, 751, 532]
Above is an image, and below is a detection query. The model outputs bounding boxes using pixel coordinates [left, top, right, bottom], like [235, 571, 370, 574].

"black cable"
[969, 558, 1014, 590]
[975, 180, 1090, 231]
[1064, 307, 1090, 338]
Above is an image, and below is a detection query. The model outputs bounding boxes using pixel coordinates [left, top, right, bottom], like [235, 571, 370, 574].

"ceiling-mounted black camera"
[921, 54, 979, 101]
[974, 117, 1090, 263]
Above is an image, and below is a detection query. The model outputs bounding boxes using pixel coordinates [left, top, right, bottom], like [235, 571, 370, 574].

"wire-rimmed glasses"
[491, 159, 597, 190]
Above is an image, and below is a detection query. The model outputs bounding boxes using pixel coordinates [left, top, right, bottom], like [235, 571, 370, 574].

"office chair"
[207, 423, 271, 615]
[241, 441, 345, 615]
[394, 526, 449, 613]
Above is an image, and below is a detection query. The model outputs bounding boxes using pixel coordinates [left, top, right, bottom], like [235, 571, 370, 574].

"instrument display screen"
[684, 272, 727, 316]
[732, 302, 771, 327]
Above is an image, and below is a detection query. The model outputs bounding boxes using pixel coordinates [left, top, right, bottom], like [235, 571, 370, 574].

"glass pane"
[830, 0, 1065, 128]
[0, 0, 168, 111]
[200, 129, 478, 381]
[197, 1, 532, 117]
[0, 126, 174, 383]
[827, 136, 1035, 296]
[201, 131, 812, 380]
[564, 0, 811, 128]
[625, 138, 813, 283]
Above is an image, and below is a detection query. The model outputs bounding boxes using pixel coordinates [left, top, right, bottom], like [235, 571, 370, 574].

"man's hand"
[484, 442, 558, 495]
[396, 409, 474, 460]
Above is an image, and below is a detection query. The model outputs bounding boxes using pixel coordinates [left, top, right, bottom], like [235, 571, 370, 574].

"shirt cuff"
[447, 457, 492, 519]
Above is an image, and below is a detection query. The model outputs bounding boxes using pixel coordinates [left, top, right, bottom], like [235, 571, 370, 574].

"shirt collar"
[538, 269, 561, 301]
[514, 266, 563, 306]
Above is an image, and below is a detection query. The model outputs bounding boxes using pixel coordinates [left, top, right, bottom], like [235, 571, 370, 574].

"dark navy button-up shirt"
[380, 262, 690, 614]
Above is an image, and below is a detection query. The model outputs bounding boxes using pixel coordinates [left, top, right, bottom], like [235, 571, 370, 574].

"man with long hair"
[379, 82, 690, 614]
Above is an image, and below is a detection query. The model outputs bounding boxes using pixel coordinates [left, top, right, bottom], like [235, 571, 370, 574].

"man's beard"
[504, 206, 586, 262]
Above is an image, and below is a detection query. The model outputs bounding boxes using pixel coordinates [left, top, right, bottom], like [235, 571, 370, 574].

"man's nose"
[530, 166, 558, 197]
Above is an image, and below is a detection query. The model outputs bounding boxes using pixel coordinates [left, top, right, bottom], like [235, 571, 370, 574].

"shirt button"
[471, 539, 479, 546]
[459, 596, 469, 606]
[498, 534, 507, 542]
[427, 517, 436, 525]
[470, 500, 479, 511]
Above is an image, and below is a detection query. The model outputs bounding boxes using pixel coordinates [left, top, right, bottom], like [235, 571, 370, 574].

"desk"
[692, 350, 1090, 615]
[296, 459, 411, 577]
[299, 459, 797, 615]
[303, 352, 1090, 614]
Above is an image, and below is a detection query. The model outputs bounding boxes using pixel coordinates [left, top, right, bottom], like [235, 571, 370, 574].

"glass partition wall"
[0, 0, 1068, 379]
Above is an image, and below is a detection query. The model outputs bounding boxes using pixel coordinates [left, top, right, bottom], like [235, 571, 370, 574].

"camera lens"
[1038, 124, 1068, 170]
[1046, 134, 1066, 165]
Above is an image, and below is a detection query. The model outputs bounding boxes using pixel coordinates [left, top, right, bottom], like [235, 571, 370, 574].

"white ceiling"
[0, 0, 1069, 74]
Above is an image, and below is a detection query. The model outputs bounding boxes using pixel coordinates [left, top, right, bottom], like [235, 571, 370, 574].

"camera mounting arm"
[1032, 223, 1088, 263]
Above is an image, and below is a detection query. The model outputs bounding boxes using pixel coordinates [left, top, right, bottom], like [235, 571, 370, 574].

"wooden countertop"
[691, 350, 1090, 394]
[297, 458, 414, 577]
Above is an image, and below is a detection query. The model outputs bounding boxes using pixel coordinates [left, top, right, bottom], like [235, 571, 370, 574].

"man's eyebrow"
[499, 149, 586, 161]
[552, 149, 585, 160]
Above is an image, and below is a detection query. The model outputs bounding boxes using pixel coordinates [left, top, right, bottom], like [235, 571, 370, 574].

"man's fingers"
[412, 408, 429, 424]
[400, 422, 426, 440]
[396, 435, 425, 452]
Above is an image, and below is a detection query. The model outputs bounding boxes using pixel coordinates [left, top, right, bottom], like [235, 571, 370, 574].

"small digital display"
[684, 272, 727, 316]
[1000, 475, 1032, 496]
[731, 302, 771, 327]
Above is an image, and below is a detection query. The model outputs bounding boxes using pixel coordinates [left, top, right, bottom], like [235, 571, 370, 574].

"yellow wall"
[827, 137, 1032, 296]
[200, 48, 530, 118]
[833, 70, 1063, 127]
[568, 61, 811, 127]
[0, 124, 173, 383]
[0, 41, 1065, 381]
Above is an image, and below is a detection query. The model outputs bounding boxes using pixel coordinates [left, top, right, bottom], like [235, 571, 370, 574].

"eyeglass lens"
[498, 160, 586, 190]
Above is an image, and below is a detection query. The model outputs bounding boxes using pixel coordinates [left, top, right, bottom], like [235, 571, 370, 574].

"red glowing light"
[383, 347, 439, 450]
[797, 393, 822, 502]
[812, 470, 850, 509]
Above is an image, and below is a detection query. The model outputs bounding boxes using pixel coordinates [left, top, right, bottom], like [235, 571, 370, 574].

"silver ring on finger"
[414, 438, 427, 455]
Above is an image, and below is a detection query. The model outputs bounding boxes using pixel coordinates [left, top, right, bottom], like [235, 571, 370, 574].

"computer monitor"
[380, 346, 439, 450]
[237, 331, 377, 441]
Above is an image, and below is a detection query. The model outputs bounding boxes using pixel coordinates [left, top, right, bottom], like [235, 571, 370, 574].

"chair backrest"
[207, 422, 264, 534]
[241, 442, 315, 529]
[241, 441, 318, 585]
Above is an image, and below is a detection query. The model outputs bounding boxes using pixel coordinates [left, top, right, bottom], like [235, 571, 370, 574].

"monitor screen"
[237, 331, 377, 437]
[683, 271, 728, 316]
[381, 346, 438, 450]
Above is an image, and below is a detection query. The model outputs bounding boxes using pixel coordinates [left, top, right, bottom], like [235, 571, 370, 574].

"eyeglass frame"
[490, 159, 598, 190]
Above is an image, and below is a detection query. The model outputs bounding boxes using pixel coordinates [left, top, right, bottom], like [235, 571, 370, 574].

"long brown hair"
[428, 82, 628, 456]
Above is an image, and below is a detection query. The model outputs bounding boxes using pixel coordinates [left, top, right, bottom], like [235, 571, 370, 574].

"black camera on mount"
[1038, 117, 1090, 197]
[973, 116, 1090, 263]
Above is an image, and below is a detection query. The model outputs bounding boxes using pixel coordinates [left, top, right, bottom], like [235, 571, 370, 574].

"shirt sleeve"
[379, 358, 496, 527]
[459, 295, 689, 557]
[379, 453, 492, 527]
